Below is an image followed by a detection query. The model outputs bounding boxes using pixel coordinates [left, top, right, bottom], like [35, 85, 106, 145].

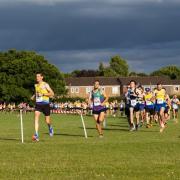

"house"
[65, 77, 121, 99]
[65, 76, 180, 98]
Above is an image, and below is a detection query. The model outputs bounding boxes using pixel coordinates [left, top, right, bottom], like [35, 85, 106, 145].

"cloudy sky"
[0, 0, 180, 73]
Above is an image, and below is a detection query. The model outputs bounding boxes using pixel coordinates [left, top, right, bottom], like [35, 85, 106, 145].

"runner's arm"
[101, 91, 108, 106]
[31, 94, 35, 100]
[44, 83, 54, 98]
[88, 91, 92, 105]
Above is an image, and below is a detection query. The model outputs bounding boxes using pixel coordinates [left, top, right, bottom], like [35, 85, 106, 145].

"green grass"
[0, 112, 180, 180]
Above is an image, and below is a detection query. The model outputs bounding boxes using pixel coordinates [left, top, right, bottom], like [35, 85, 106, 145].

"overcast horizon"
[0, 0, 180, 73]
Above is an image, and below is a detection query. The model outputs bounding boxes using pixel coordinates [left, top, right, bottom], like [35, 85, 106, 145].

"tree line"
[67, 55, 180, 79]
[0, 50, 66, 103]
[0, 50, 180, 103]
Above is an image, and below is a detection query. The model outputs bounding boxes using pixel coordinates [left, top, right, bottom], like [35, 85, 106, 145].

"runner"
[120, 100, 125, 117]
[31, 73, 54, 141]
[126, 80, 137, 131]
[144, 88, 155, 128]
[135, 85, 146, 128]
[113, 100, 118, 117]
[89, 80, 108, 138]
[164, 92, 171, 123]
[124, 85, 131, 128]
[154, 83, 166, 133]
[171, 95, 180, 122]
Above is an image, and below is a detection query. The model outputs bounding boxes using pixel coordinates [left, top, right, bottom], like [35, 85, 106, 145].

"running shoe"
[160, 126, 165, 133]
[49, 127, 54, 137]
[129, 127, 136, 132]
[99, 134, 104, 138]
[136, 124, 140, 130]
[32, 134, 39, 142]
[146, 124, 151, 128]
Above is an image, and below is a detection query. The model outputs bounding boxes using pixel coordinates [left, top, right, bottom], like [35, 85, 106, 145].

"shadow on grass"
[105, 128, 129, 132]
[79, 127, 129, 132]
[0, 137, 20, 142]
[44, 132, 93, 138]
[139, 129, 158, 133]
[108, 124, 128, 128]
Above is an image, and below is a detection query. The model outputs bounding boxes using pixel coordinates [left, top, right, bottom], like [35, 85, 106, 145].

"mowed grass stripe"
[0, 112, 180, 179]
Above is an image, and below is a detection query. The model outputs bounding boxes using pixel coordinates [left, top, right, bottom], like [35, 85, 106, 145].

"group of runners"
[125, 80, 180, 132]
[31, 73, 179, 141]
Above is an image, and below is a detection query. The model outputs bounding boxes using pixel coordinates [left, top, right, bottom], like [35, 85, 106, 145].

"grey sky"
[0, 0, 180, 73]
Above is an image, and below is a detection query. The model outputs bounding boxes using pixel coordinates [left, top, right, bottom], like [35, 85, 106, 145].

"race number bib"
[36, 94, 43, 103]
[172, 104, 178, 109]
[146, 100, 152, 106]
[94, 97, 101, 106]
[157, 99, 164, 104]
[130, 99, 137, 107]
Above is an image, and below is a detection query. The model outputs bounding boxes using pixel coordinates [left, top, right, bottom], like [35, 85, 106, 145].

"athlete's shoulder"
[42, 81, 50, 88]
[42, 81, 48, 85]
[153, 88, 157, 93]
[99, 88, 104, 94]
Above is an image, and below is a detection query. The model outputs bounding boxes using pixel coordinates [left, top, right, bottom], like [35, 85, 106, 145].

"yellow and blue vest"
[35, 82, 49, 104]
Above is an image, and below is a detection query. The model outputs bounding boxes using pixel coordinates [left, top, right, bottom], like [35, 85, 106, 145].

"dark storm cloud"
[0, 0, 180, 72]
[0, 0, 180, 50]
[41, 41, 180, 73]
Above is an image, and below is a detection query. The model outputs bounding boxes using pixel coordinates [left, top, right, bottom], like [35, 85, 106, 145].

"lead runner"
[31, 73, 54, 141]
[89, 80, 108, 138]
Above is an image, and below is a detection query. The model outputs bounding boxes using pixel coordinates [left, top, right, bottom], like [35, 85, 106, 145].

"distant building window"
[112, 87, 119, 94]
[75, 87, 79, 93]
[174, 86, 179, 92]
[71, 88, 74, 93]
[86, 87, 92, 94]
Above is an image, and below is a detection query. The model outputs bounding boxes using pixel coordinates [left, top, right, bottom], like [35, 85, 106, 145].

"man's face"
[130, 82, 135, 89]
[157, 84, 162, 90]
[94, 81, 100, 89]
[36, 74, 43, 83]
[147, 91, 150, 94]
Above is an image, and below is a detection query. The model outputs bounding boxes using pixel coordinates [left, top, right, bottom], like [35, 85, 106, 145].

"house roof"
[170, 79, 180, 85]
[65, 77, 120, 86]
[65, 76, 180, 86]
[118, 76, 177, 86]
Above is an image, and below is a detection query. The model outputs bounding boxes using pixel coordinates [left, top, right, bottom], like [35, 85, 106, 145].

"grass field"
[0, 112, 180, 180]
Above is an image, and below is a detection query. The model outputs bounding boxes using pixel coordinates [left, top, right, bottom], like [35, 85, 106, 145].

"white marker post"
[20, 109, 24, 143]
[80, 112, 88, 139]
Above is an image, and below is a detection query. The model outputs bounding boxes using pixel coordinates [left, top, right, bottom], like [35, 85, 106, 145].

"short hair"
[157, 82, 162, 86]
[36, 73, 43, 77]
[94, 80, 100, 83]
[130, 80, 137, 85]
[137, 85, 143, 89]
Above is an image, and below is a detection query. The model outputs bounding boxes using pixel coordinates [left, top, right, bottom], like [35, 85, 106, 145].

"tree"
[103, 67, 117, 77]
[98, 62, 105, 76]
[129, 72, 137, 77]
[0, 50, 66, 103]
[109, 55, 129, 76]
[151, 66, 180, 79]
[71, 69, 100, 77]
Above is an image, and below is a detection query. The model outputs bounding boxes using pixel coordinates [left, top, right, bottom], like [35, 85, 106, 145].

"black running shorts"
[35, 103, 50, 116]
[93, 108, 106, 115]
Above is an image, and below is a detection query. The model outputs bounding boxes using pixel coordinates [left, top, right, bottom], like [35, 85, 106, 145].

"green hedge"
[54, 97, 86, 103]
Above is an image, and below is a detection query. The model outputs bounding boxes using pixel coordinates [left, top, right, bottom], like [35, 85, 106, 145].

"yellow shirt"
[154, 89, 166, 104]
[35, 82, 50, 103]
[144, 93, 154, 106]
